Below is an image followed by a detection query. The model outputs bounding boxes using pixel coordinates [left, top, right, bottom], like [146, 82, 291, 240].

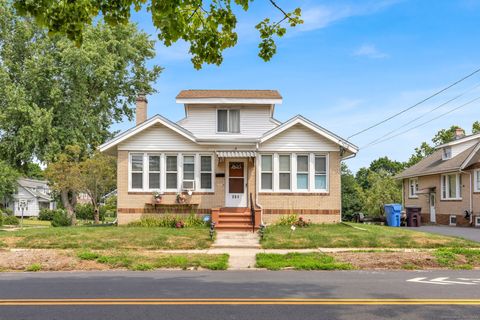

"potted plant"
[176, 192, 186, 204]
[152, 191, 162, 204]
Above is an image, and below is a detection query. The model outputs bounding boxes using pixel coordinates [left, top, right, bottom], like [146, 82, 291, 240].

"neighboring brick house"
[99, 90, 358, 229]
[396, 128, 480, 227]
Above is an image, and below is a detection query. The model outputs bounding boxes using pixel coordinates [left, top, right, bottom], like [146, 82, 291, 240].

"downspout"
[255, 142, 263, 224]
[460, 169, 473, 225]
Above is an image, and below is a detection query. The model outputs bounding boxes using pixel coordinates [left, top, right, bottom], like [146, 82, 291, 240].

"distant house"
[3, 178, 56, 217]
[396, 128, 480, 227]
[99, 90, 358, 229]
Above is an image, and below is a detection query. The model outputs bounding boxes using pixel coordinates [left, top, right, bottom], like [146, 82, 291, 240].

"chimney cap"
[136, 93, 148, 102]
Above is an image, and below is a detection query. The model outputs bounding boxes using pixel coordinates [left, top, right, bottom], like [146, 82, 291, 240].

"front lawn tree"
[0, 161, 19, 202]
[79, 153, 116, 224]
[0, 0, 161, 168]
[13, 0, 302, 69]
[358, 170, 402, 218]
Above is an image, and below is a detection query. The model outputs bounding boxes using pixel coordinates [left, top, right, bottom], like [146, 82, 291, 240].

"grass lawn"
[21, 219, 51, 227]
[77, 251, 228, 270]
[0, 226, 212, 250]
[261, 223, 480, 249]
[256, 252, 353, 271]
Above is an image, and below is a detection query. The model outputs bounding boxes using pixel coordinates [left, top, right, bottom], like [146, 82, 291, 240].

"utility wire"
[348, 67, 480, 139]
[361, 82, 480, 149]
[361, 96, 480, 150]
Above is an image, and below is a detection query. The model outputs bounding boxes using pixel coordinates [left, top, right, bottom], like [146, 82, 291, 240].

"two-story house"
[397, 128, 480, 227]
[2, 178, 55, 217]
[99, 90, 358, 229]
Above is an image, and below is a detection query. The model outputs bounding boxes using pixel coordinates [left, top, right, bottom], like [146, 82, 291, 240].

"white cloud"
[353, 44, 389, 59]
[299, 0, 401, 32]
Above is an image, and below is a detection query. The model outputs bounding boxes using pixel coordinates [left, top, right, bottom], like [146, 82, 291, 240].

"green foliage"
[75, 203, 106, 221]
[25, 263, 42, 272]
[341, 163, 362, 221]
[3, 208, 13, 216]
[77, 251, 101, 261]
[473, 121, 480, 134]
[51, 210, 72, 227]
[3, 215, 19, 225]
[277, 214, 298, 226]
[369, 157, 405, 176]
[434, 248, 480, 269]
[405, 142, 435, 168]
[0, 161, 19, 200]
[12, 0, 302, 69]
[0, 210, 3, 226]
[38, 209, 56, 221]
[0, 2, 161, 167]
[103, 195, 117, 217]
[432, 125, 461, 146]
[358, 170, 402, 217]
[256, 252, 353, 271]
[128, 214, 206, 228]
[22, 163, 44, 179]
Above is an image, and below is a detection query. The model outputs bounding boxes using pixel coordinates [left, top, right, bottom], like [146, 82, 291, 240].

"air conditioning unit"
[182, 180, 195, 191]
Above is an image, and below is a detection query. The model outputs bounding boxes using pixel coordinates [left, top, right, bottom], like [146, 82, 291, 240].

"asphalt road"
[0, 270, 479, 320]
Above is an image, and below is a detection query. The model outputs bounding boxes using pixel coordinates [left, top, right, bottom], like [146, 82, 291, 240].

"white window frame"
[441, 173, 462, 200]
[296, 154, 310, 191]
[199, 155, 214, 191]
[165, 154, 179, 192]
[442, 147, 452, 160]
[216, 109, 240, 134]
[314, 154, 328, 192]
[278, 154, 292, 191]
[474, 169, 480, 192]
[449, 215, 457, 226]
[129, 153, 145, 191]
[260, 154, 274, 191]
[409, 177, 419, 198]
[147, 153, 162, 191]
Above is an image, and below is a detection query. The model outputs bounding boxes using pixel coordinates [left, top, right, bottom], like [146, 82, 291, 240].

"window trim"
[441, 173, 462, 200]
[474, 169, 480, 192]
[199, 154, 214, 191]
[449, 215, 457, 226]
[216, 108, 241, 134]
[147, 153, 162, 191]
[296, 154, 310, 191]
[408, 177, 419, 199]
[442, 147, 452, 160]
[278, 154, 292, 191]
[129, 153, 145, 191]
[260, 154, 274, 191]
[314, 154, 328, 192]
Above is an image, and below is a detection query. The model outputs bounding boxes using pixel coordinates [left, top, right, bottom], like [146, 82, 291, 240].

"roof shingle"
[176, 90, 282, 99]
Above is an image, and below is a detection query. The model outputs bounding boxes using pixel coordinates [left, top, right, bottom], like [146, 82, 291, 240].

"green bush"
[51, 209, 71, 227]
[77, 251, 100, 260]
[3, 215, 19, 225]
[75, 203, 106, 221]
[38, 209, 56, 221]
[128, 214, 206, 228]
[0, 210, 3, 226]
[3, 208, 13, 216]
[277, 214, 299, 226]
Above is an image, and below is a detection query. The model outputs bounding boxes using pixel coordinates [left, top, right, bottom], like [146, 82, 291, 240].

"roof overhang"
[435, 133, 480, 149]
[176, 98, 282, 105]
[395, 168, 462, 180]
[216, 151, 256, 158]
[99, 115, 196, 153]
[259, 115, 359, 155]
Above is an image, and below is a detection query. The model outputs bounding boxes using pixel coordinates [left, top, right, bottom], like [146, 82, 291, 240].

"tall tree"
[473, 121, 480, 134]
[358, 170, 402, 217]
[432, 125, 461, 146]
[0, 0, 161, 169]
[13, 0, 302, 69]
[369, 156, 405, 176]
[405, 142, 435, 168]
[79, 153, 116, 224]
[0, 161, 19, 203]
[341, 163, 362, 221]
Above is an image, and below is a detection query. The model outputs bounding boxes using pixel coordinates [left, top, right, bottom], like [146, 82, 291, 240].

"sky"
[112, 0, 480, 172]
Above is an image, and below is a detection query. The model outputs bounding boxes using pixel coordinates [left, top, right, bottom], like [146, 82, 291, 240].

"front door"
[225, 161, 247, 207]
[429, 193, 436, 223]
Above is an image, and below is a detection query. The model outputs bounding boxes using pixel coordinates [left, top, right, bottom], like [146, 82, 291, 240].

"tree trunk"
[93, 203, 100, 224]
[61, 189, 76, 225]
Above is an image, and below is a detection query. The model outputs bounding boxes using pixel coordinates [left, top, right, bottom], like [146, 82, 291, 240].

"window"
[442, 147, 452, 160]
[166, 155, 178, 189]
[409, 178, 419, 198]
[130, 153, 144, 189]
[217, 109, 240, 133]
[261, 155, 273, 190]
[296, 155, 309, 190]
[315, 155, 327, 190]
[475, 170, 480, 192]
[183, 155, 195, 181]
[449, 215, 457, 226]
[200, 156, 213, 189]
[441, 173, 461, 200]
[279, 155, 291, 190]
[148, 155, 161, 189]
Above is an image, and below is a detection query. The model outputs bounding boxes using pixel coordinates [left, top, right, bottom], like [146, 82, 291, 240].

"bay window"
[315, 155, 327, 190]
[200, 156, 213, 189]
[441, 173, 461, 200]
[279, 155, 291, 190]
[296, 155, 309, 190]
[409, 177, 419, 198]
[261, 155, 273, 190]
[130, 153, 144, 190]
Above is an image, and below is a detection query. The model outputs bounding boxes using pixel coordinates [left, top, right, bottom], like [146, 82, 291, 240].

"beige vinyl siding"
[118, 123, 209, 152]
[259, 124, 339, 152]
[450, 139, 479, 158]
[177, 105, 278, 138]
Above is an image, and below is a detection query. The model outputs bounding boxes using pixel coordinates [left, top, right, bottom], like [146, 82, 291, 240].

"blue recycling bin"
[384, 204, 402, 227]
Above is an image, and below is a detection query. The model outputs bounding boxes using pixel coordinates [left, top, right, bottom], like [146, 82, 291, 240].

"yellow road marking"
[0, 298, 479, 306]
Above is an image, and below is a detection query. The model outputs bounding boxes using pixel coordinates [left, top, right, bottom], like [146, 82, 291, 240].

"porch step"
[220, 207, 249, 213]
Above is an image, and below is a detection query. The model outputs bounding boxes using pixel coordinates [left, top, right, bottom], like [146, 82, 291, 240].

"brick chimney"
[454, 127, 465, 140]
[136, 93, 148, 125]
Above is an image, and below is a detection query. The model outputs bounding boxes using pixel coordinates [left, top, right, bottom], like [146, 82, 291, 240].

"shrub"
[128, 215, 206, 228]
[38, 209, 56, 221]
[77, 251, 100, 260]
[75, 203, 106, 221]
[276, 214, 310, 228]
[26, 263, 42, 272]
[3, 208, 13, 216]
[51, 209, 71, 227]
[0, 210, 3, 226]
[3, 215, 19, 225]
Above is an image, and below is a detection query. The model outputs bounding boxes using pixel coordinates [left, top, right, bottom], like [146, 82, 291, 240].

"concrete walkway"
[407, 226, 480, 243]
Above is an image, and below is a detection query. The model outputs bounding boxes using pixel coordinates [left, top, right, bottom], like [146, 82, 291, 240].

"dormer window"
[217, 109, 240, 133]
[442, 147, 452, 160]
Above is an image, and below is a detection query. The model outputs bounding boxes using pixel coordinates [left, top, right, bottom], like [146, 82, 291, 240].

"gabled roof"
[435, 132, 480, 149]
[396, 143, 480, 179]
[98, 115, 196, 153]
[259, 115, 359, 155]
[17, 178, 52, 201]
